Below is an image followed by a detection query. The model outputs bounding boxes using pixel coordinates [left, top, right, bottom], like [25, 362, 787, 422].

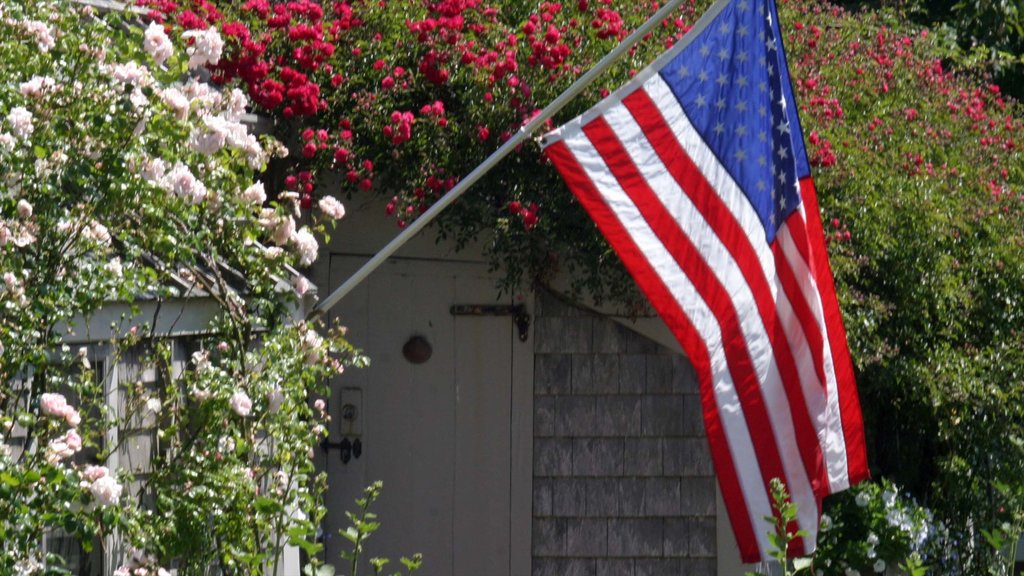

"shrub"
[0, 1, 359, 572]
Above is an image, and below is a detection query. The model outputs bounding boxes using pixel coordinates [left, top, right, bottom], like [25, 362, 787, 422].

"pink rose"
[82, 465, 110, 482]
[65, 429, 82, 452]
[64, 408, 81, 427]
[40, 392, 69, 417]
[292, 275, 311, 297]
[143, 22, 174, 66]
[46, 429, 82, 462]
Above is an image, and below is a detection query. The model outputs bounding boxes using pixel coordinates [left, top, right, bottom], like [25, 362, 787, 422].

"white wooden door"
[322, 255, 531, 576]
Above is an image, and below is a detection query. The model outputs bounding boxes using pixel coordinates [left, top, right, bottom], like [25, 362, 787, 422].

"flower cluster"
[81, 465, 124, 507]
[814, 480, 950, 575]
[141, 0, 696, 240]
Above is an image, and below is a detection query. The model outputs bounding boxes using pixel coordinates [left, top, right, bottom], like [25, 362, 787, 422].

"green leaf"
[792, 557, 813, 572]
[33, 145, 46, 159]
[341, 526, 360, 544]
[254, 496, 282, 514]
[981, 527, 1005, 549]
[400, 555, 423, 571]
[291, 537, 322, 556]
[1, 472, 20, 488]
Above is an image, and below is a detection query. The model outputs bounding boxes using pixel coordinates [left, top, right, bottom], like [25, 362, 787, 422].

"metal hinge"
[450, 304, 531, 342]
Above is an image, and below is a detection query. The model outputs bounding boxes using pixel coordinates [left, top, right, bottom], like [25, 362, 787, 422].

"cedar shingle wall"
[532, 291, 716, 576]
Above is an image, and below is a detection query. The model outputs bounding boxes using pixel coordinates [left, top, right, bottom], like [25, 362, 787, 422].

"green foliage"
[746, 478, 811, 576]
[317, 482, 422, 576]
[834, 0, 1024, 97]
[814, 479, 949, 574]
[780, 2, 1024, 572]
[750, 478, 951, 575]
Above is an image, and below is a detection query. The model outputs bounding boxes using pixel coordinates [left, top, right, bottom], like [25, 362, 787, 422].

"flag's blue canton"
[658, 0, 802, 244]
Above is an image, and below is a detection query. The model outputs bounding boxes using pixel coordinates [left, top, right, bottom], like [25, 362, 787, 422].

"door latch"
[450, 304, 531, 342]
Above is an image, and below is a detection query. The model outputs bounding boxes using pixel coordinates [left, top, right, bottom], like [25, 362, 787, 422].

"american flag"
[541, 0, 868, 562]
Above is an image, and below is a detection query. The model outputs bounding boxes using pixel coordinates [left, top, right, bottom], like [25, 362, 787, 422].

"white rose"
[229, 390, 253, 417]
[855, 491, 871, 507]
[272, 216, 295, 246]
[111, 61, 153, 87]
[292, 226, 318, 267]
[7, 107, 34, 140]
[318, 196, 346, 219]
[24, 20, 55, 52]
[105, 257, 123, 278]
[90, 475, 123, 506]
[143, 21, 174, 66]
[181, 27, 224, 69]
[19, 75, 54, 98]
[0, 133, 14, 153]
[160, 88, 190, 121]
[820, 513, 832, 531]
[241, 182, 266, 206]
[16, 199, 32, 219]
[162, 162, 207, 204]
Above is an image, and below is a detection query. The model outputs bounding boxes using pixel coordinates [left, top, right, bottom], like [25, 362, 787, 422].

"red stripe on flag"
[796, 177, 869, 483]
[545, 138, 762, 562]
[619, 90, 828, 501]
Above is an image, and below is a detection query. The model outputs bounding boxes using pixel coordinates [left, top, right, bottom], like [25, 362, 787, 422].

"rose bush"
[141, 0, 706, 307]
[0, 1, 359, 573]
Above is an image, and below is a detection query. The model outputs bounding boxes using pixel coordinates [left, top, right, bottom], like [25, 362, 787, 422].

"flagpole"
[310, 0, 689, 319]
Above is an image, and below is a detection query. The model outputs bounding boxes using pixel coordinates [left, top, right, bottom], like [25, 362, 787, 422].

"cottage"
[309, 193, 751, 576]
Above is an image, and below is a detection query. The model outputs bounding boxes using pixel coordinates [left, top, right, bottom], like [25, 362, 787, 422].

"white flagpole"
[310, 0, 689, 319]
